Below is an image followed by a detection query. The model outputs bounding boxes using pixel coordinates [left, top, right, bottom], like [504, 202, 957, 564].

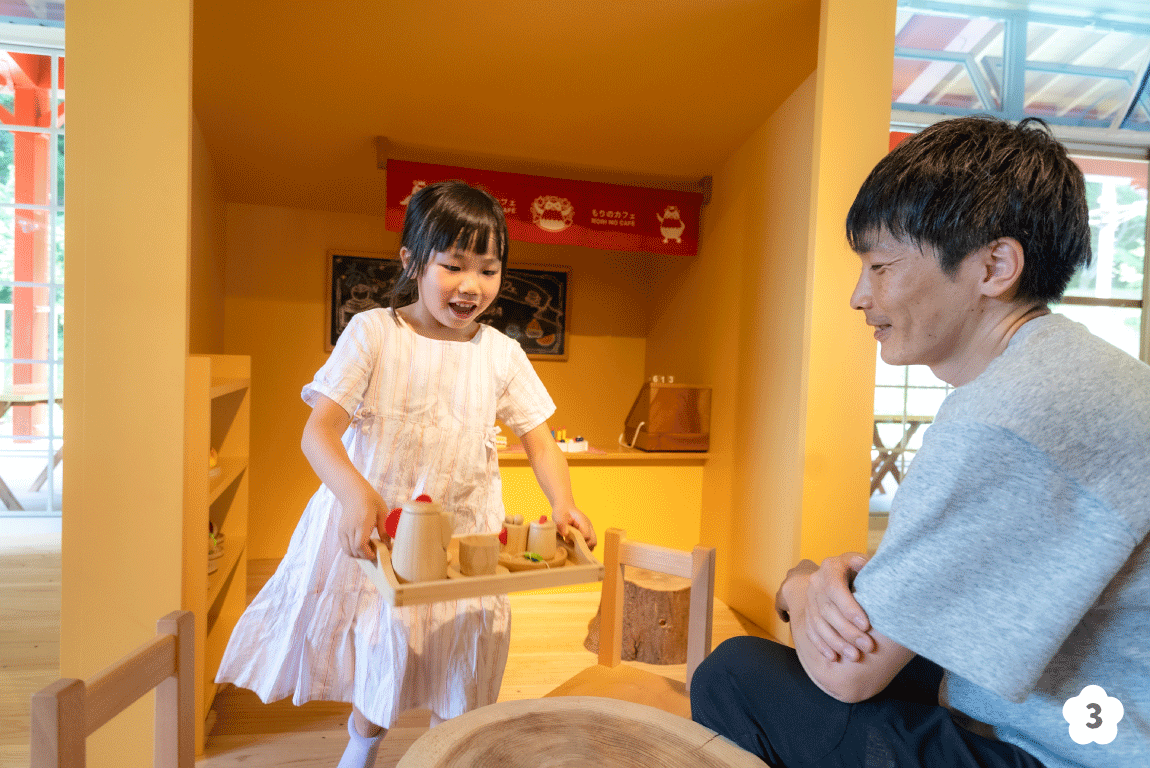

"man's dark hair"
[846, 116, 1092, 303]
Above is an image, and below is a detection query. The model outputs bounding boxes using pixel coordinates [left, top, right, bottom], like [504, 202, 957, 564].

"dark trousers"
[691, 636, 1047, 768]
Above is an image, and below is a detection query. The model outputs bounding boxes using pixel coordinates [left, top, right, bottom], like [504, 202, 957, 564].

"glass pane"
[54, 287, 63, 364]
[0, 359, 61, 512]
[1065, 158, 1146, 302]
[906, 364, 946, 387]
[875, 422, 907, 447]
[894, 58, 984, 109]
[56, 133, 63, 203]
[1, 359, 56, 418]
[1124, 99, 1150, 130]
[0, 51, 53, 129]
[1025, 71, 1131, 123]
[54, 210, 63, 285]
[875, 352, 907, 386]
[56, 56, 64, 130]
[906, 387, 948, 417]
[1051, 304, 1141, 360]
[873, 387, 906, 416]
[7, 284, 52, 360]
[0, 435, 59, 513]
[0, 205, 52, 284]
[1024, 23, 1150, 124]
[893, 13, 1003, 110]
[0, 129, 53, 206]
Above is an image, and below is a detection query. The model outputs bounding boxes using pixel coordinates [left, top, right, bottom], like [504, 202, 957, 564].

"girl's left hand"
[553, 506, 597, 550]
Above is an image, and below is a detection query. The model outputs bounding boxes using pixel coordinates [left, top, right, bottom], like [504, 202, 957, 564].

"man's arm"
[777, 560, 916, 703]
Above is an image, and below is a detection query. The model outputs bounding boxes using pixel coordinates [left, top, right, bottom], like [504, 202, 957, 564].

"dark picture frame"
[326, 250, 570, 360]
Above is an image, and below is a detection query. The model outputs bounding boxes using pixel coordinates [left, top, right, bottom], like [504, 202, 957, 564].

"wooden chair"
[31, 610, 194, 768]
[545, 528, 716, 719]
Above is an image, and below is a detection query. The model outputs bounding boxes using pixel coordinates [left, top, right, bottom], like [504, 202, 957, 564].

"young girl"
[216, 180, 596, 768]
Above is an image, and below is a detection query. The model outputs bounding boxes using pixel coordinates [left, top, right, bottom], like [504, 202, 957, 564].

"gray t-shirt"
[854, 313, 1149, 768]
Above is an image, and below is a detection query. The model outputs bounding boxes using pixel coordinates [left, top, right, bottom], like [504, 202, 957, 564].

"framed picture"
[326, 250, 570, 360]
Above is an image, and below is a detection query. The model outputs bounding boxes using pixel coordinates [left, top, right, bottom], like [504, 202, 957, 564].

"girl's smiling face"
[400, 236, 502, 341]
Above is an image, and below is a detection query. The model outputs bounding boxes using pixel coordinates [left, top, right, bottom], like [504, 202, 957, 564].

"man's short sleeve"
[853, 420, 1139, 702]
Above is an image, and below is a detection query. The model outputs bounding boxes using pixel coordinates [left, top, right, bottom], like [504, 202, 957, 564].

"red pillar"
[8, 52, 52, 437]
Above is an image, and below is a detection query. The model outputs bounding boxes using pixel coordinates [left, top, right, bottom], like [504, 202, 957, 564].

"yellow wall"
[643, 74, 817, 631]
[222, 203, 671, 558]
[62, 3, 895, 762]
[190, 115, 228, 354]
[63, 1, 193, 765]
[798, 0, 896, 565]
[645, 0, 894, 638]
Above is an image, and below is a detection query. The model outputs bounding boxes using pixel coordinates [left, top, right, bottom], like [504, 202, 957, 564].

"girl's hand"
[336, 486, 390, 560]
[553, 506, 597, 550]
[302, 396, 387, 560]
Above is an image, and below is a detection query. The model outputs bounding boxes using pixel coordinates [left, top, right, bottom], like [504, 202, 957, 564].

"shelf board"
[498, 448, 708, 466]
[209, 457, 247, 503]
[209, 377, 250, 400]
[206, 534, 247, 618]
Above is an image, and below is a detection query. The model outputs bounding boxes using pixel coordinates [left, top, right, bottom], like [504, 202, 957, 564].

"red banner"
[386, 160, 702, 256]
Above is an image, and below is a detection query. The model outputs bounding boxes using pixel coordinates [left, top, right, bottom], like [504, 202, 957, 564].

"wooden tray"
[357, 529, 602, 607]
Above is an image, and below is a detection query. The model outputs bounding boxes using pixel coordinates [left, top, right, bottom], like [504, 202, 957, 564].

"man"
[691, 116, 1149, 768]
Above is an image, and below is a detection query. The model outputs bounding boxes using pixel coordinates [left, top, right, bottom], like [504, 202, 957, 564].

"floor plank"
[0, 532, 60, 768]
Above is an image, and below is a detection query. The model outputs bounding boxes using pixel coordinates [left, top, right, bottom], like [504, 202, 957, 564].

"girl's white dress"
[215, 308, 555, 726]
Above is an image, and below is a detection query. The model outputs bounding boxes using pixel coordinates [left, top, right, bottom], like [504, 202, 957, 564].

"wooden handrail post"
[155, 610, 194, 768]
[31, 678, 86, 768]
[686, 545, 716, 692]
[597, 528, 626, 668]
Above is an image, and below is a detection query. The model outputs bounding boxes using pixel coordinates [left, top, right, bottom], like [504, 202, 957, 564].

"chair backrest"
[31, 610, 194, 768]
[597, 528, 716, 691]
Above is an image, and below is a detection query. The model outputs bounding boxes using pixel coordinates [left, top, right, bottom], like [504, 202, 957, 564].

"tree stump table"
[584, 567, 691, 664]
[396, 696, 762, 767]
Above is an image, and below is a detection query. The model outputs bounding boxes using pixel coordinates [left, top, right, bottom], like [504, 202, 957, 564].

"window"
[0, 37, 64, 516]
[1054, 154, 1147, 360]
[870, 146, 1149, 508]
[875, 1, 1150, 510]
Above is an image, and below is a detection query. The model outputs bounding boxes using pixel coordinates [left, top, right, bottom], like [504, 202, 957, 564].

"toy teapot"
[389, 497, 454, 583]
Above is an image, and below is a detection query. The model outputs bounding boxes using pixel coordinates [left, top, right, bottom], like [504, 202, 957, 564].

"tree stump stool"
[584, 567, 690, 664]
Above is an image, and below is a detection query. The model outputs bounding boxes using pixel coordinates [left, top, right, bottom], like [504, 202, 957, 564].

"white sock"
[337, 713, 384, 768]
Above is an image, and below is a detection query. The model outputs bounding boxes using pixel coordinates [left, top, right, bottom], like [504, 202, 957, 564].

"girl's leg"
[337, 706, 386, 768]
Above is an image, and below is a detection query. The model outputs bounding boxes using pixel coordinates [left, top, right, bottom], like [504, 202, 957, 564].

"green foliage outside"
[1064, 180, 1146, 300]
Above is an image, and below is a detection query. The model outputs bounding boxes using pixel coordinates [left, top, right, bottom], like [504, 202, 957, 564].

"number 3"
[1086, 702, 1103, 729]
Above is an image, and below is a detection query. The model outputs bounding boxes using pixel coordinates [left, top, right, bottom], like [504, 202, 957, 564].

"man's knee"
[691, 636, 796, 724]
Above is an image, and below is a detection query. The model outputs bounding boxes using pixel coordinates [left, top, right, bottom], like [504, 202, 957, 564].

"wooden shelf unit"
[184, 354, 250, 754]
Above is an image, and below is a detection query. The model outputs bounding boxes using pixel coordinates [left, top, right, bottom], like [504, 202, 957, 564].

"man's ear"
[981, 237, 1024, 299]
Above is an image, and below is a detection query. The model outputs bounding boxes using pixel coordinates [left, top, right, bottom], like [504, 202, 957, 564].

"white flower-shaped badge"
[1063, 685, 1124, 745]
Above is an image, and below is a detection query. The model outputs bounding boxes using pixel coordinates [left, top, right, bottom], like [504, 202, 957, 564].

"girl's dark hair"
[845, 116, 1091, 303]
[388, 180, 510, 308]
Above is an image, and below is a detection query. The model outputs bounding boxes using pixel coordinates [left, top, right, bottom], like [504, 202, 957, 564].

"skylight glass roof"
[0, 1, 63, 27]
[895, 1, 1150, 131]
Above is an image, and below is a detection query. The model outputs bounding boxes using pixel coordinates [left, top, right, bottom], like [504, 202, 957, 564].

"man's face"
[850, 229, 985, 381]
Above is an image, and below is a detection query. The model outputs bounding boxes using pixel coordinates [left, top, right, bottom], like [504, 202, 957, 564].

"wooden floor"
[1, 518, 888, 768]
[0, 532, 60, 768]
[200, 561, 774, 767]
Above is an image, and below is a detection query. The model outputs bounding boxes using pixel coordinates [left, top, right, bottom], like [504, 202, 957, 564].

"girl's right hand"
[337, 486, 389, 560]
